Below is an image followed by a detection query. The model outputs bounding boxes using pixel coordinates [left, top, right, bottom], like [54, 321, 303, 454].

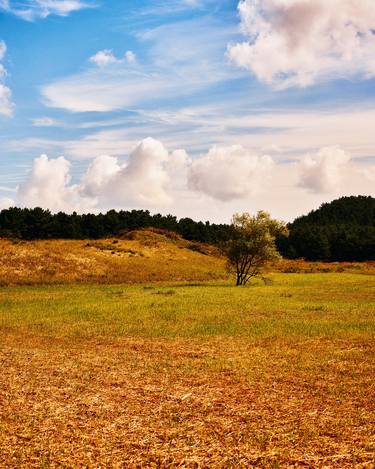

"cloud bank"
[9, 138, 370, 216]
[229, 0, 375, 88]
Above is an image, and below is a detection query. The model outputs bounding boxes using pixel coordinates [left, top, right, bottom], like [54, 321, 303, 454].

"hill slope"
[0, 230, 227, 286]
[293, 196, 374, 227]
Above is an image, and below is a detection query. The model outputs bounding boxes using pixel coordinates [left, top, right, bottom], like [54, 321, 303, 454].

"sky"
[0, 0, 374, 223]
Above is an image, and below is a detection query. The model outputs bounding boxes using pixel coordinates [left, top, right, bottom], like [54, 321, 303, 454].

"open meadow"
[0, 261, 374, 467]
[2, 0, 375, 465]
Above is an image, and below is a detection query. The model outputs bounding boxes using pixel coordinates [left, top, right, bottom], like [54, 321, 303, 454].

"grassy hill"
[0, 229, 228, 286]
[0, 228, 374, 286]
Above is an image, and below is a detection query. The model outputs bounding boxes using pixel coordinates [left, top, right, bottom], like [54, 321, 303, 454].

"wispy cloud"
[42, 17, 239, 112]
[31, 117, 59, 127]
[8, 106, 375, 163]
[0, 41, 14, 117]
[0, 0, 95, 20]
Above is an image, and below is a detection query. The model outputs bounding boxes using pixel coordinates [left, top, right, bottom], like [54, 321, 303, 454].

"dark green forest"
[0, 196, 374, 261]
[277, 196, 375, 261]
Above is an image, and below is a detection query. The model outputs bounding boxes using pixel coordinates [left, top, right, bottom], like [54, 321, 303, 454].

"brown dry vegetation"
[1, 334, 374, 468]
[0, 231, 226, 286]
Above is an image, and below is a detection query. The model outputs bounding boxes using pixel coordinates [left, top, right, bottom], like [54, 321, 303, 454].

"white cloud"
[125, 50, 136, 63]
[17, 154, 94, 212]
[8, 138, 375, 222]
[16, 139, 277, 213]
[0, 41, 14, 117]
[188, 144, 273, 201]
[80, 155, 120, 197]
[89, 49, 137, 68]
[16, 139, 183, 212]
[1, 0, 93, 20]
[229, 0, 375, 88]
[0, 84, 13, 117]
[298, 146, 351, 193]
[81, 138, 173, 207]
[89, 50, 120, 67]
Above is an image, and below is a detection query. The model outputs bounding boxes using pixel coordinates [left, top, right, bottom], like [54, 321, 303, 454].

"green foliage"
[225, 211, 288, 285]
[0, 207, 231, 244]
[278, 196, 375, 261]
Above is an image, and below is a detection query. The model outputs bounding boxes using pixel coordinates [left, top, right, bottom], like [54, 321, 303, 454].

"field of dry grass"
[0, 272, 374, 467]
[0, 231, 227, 286]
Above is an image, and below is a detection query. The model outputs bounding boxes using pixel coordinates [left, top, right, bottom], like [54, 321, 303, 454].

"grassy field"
[0, 272, 374, 467]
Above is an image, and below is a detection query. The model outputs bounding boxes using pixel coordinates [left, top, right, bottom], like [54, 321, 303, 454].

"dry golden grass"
[0, 232, 226, 286]
[1, 334, 374, 468]
[0, 275, 374, 467]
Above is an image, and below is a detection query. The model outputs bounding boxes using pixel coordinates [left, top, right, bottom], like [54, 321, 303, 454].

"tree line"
[0, 196, 373, 261]
[0, 207, 233, 244]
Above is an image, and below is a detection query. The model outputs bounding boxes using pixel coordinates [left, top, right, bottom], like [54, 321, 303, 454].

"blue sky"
[0, 0, 374, 222]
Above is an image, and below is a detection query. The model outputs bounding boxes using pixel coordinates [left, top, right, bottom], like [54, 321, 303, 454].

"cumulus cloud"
[80, 155, 120, 197]
[1, 0, 93, 20]
[0, 40, 13, 117]
[17, 154, 94, 212]
[81, 138, 173, 207]
[229, 0, 375, 88]
[89, 49, 137, 68]
[16, 139, 186, 212]
[15, 139, 277, 213]
[298, 146, 351, 193]
[13, 138, 372, 218]
[89, 50, 120, 67]
[188, 145, 273, 201]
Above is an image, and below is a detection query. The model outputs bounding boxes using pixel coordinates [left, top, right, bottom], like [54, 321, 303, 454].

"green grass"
[0, 273, 374, 467]
[1, 273, 374, 340]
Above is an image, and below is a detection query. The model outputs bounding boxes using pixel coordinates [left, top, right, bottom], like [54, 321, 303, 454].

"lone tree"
[224, 211, 288, 286]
